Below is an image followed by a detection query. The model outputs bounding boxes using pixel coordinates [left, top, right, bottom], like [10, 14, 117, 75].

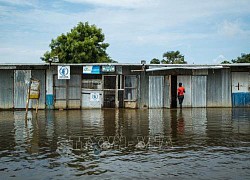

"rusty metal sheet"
[31, 70, 46, 109]
[14, 70, 31, 109]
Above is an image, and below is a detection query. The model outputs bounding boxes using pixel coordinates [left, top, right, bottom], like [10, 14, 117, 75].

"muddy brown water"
[0, 108, 249, 179]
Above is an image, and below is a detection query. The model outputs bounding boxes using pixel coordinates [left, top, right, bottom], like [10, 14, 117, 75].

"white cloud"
[63, 0, 155, 8]
[0, 0, 36, 6]
[1, 0, 250, 63]
[218, 20, 244, 37]
[213, 55, 227, 64]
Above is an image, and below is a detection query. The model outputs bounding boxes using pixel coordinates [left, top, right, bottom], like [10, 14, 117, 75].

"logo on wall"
[58, 66, 70, 79]
[90, 93, 100, 102]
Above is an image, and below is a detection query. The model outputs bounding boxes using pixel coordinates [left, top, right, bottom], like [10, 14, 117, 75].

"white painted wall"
[232, 72, 249, 93]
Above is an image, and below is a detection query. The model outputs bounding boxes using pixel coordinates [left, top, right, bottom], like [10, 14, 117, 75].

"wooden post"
[115, 75, 118, 108]
[25, 78, 40, 118]
[36, 99, 39, 114]
[25, 86, 30, 114]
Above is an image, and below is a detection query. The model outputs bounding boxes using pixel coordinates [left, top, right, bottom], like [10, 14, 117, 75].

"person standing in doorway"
[177, 82, 185, 108]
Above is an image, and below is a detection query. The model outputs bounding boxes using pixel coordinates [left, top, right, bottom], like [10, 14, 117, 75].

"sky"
[0, 0, 250, 64]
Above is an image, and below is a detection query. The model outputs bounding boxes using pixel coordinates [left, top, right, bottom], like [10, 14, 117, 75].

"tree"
[161, 51, 187, 64]
[231, 53, 250, 63]
[41, 22, 116, 63]
[221, 60, 231, 64]
[150, 58, 160, 64]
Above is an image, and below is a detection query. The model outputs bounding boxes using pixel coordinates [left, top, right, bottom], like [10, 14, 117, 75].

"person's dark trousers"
[178, 95, 184, 108]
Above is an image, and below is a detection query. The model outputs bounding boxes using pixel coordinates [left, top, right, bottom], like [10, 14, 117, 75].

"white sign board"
[83, 66, 92, 74]
[29, 79, 40, 99]
[58, 66, 70, 79]
[90, 93, 100, 102]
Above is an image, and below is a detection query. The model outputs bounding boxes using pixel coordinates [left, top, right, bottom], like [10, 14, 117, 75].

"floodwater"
[0, 108, 249, 180]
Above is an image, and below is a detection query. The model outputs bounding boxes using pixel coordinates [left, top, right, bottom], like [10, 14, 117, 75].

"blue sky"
[0, 0, 250, 64]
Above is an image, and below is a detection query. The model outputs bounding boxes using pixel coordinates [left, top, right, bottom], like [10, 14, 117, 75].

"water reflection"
[177, 110, 185, 135]
[0, 108, 249, 179]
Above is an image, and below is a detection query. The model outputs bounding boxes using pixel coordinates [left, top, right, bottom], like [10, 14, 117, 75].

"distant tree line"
[41, 21, 249, 65]
[221, 53, 250, 64]
[150, 51, 250, 64]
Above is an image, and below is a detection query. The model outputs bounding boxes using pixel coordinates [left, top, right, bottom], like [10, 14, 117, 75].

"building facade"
[0, 63, 249, 109]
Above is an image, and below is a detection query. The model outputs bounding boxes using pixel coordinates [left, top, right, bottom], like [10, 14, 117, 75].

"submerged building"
[0, 63, 249, 109]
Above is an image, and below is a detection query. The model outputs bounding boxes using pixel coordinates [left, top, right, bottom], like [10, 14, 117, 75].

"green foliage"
[41, 22, 116, 63]
[221, 60, 231, 64]
[150, 58, 160, 64]
[220, 53, 250, 64]
[231, 53, 250, 63]
[161, 51, 187, 64]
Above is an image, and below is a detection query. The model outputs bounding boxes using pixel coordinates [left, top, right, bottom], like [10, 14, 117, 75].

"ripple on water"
[0, 109, 249, 179]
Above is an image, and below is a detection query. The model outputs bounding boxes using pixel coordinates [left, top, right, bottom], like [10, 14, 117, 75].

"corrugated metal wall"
[149, 75, 208, 108]
[14, 70, 31, 109]
[139, 73, 149, 108]
[207, 69, 222, 107]
[221, 69, 231, 107]
[192, 76, 207, 107]
[177, 76, 192, 107]
[54, 74, 81, 109]
[31, 70, 46, 109]
[0, 70, 14, 109]
[68, 74, 81, 109]
[149, 76, 164, 108]
[54, 76, 67, 109]
[207, 69, 231, 107]
[164, 76, 170, 108]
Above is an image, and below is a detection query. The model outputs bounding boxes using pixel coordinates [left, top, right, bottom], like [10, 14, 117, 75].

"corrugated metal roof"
[146, 65, 225, 72]
[0, 63, 249, 69]
[0, 63, 143, 69]
[221, 63, 250, 67]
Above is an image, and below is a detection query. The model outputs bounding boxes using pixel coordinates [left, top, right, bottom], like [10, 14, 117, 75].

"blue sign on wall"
[83, 66, 101, 74]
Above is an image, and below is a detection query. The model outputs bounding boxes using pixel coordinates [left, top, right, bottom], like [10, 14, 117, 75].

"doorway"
[171, 75, 177, 108]
[103, 75, 116, 108]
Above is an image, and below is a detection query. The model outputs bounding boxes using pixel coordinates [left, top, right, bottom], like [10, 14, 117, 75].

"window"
[103, 76, 116, 89]
[82, 79, 102, 90]
[124, 76, 137, 101]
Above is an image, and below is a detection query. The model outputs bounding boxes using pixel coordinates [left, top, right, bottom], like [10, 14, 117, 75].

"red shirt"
[178, 86, 185, 96]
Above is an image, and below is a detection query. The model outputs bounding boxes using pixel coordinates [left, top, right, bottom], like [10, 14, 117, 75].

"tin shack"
[0, 63, 249, 109]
